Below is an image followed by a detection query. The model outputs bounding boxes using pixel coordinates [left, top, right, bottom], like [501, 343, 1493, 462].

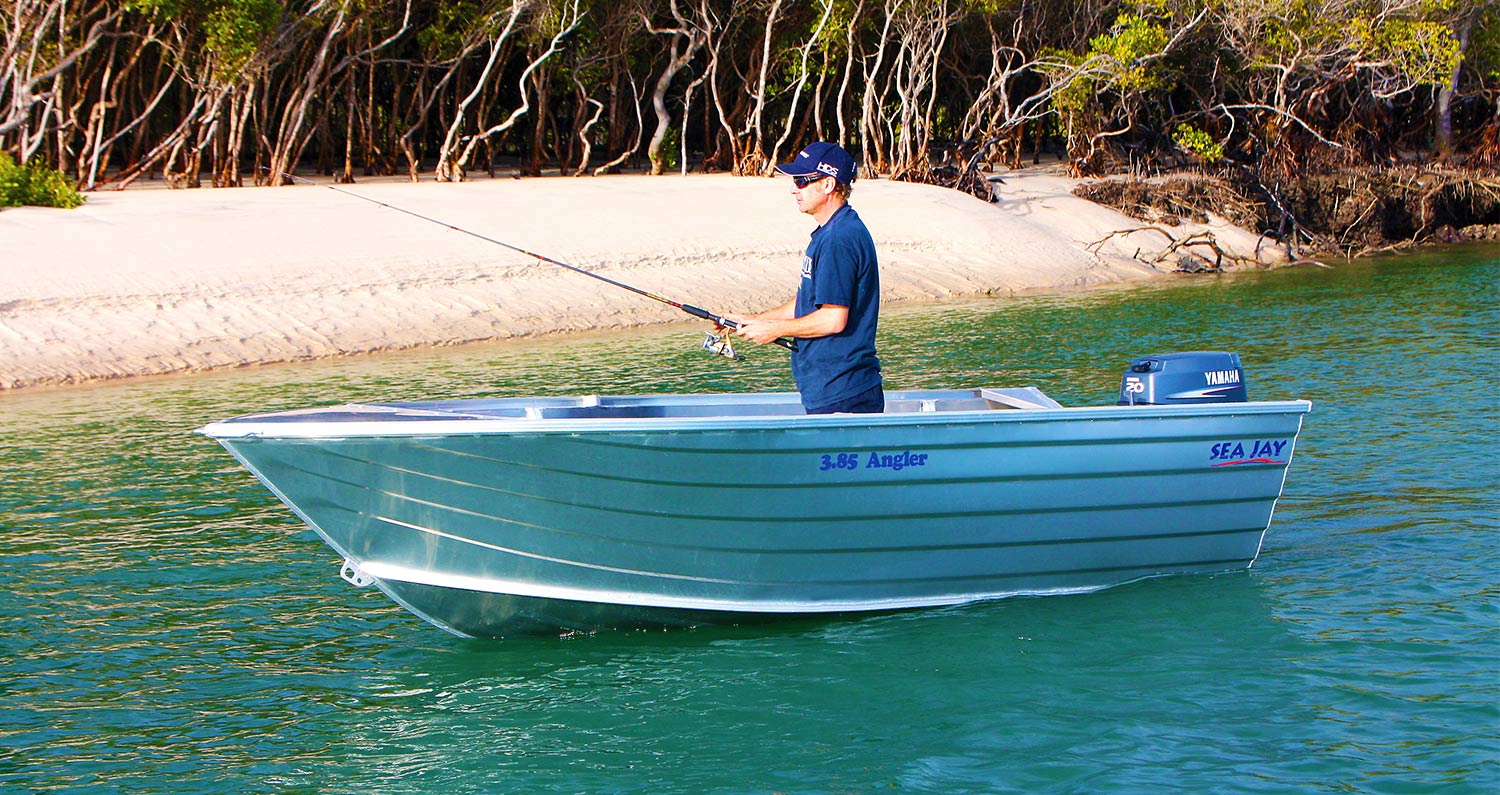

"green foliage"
[0, 155, 86, 209]
[123, 0, 186, 15]
[1469, 7, 1500, 83]
[1361, 18, 1463, 86]
[1413, 0, 1461, 14]
[12, 0, 1498, 190]
[1038, 47, 1092, 116]
[1254, 1, 1462, 87]
[204, 0, 282, 79]
[1257, 0, 1345, 61]
[126, 0, 281, 80]
[1088, 14, 1171, 91]
[1043, 12, 1174, 119]
[659, 126, 680, 171]
[417, 1, 486, 59]
[960, 0, 1020, 14]
[1172, 123, 1224, 163]
[1127, 0, 1172, 15]
[811, 0, 862, 60]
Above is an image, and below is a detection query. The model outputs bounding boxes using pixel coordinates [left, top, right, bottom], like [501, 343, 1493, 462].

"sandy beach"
[0, 166, 1277, 390]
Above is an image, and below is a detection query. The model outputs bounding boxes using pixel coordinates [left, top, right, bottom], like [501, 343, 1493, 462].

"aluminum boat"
[198, 352, 1310, 638]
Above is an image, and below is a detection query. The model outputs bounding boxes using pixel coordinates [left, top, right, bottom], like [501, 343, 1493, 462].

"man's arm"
[752, 298, 798, 322]
[734, 304, 848, 345]
[719, 298, 794, 328]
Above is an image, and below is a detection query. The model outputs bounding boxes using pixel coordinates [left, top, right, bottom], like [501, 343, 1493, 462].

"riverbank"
[0, 165, 1282, 391]
[1075, 166, 1500, 259]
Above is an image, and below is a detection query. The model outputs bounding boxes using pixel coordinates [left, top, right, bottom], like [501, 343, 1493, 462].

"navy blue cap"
[775, 142, 857, 184]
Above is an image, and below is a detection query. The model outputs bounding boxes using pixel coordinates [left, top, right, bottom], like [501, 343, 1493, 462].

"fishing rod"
[270, 170, 796, 357]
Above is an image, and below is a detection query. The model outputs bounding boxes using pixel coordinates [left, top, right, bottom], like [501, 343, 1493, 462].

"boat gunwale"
[198, 398, 1313, 439]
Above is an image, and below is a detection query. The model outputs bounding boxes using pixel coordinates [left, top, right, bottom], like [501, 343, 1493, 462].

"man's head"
[776, 141, 856, 185]
[776, 142, 856, 219]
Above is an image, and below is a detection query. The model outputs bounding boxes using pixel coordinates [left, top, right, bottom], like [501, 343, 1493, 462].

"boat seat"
[525, 403, 802, 419]
[979, 388, 1064, 410]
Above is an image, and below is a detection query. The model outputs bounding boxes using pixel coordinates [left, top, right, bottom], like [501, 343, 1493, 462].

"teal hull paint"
[201, 389, 1311, 637]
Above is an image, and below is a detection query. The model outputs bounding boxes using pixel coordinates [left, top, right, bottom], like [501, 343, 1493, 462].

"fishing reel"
[701, 331, 743, 361]
[699, 319, 796, 360]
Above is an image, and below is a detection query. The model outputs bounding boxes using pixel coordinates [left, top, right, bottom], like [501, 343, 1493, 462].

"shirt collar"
[811, 202, 854, 237]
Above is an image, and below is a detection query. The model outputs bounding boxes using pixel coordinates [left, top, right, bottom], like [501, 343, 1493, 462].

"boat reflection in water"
[199, 352, 1311, 638]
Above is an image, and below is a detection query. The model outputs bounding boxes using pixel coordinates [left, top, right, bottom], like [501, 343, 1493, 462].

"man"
[730, 142, 883, 414]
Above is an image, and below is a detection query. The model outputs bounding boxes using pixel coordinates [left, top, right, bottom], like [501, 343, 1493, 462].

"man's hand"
[714, 313, 749, 333]
[733, 318, 787, 346]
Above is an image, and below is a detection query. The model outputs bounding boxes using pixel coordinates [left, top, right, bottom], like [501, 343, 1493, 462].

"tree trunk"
[767, 0, 834, 172]
[859, 1, 898, 175]
[529, 63, 552, 176]
[1434, 14, 1473, 162]
[594, 71, 642, 176]
[268, 1, 351, 185]
[703, 1, 742, 172]
[835, 0, 863, 148]
[571, 72, 604, 176]
[452, 7, 580, 178]
[743, 0, 782, 174]
[645, 5, 707, 175]
[339, 71, 356, 182]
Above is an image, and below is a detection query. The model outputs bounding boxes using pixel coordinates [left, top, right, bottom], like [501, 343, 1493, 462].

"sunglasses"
[792, 173, 828, 188]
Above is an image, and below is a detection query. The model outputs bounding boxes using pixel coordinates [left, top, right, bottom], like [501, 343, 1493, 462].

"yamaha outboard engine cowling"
[1119, 351, 1247, 405]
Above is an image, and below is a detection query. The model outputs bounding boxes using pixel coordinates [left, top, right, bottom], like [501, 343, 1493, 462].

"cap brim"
[774, 163, 816, 176]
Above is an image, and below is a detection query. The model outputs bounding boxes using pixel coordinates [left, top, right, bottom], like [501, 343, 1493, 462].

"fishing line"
[270, 170, 796, 356]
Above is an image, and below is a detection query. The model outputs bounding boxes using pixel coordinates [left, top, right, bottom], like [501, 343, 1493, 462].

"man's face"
[791, 174, 835, 216]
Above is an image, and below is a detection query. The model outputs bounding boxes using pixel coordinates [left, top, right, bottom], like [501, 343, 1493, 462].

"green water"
[2, 247, 1497, 793]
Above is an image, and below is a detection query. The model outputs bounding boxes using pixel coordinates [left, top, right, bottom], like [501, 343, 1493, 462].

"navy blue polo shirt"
[791, 203, 882, 410]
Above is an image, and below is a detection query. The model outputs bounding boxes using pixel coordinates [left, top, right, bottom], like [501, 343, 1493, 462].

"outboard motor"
[1119, 351, 1248, 406]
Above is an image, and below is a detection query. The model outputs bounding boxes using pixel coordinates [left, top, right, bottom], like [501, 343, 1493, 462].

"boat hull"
[202, 391, 1309, 637]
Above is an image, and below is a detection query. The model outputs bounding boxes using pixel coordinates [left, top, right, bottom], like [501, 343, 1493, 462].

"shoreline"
[0, 165, 1282, 392]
